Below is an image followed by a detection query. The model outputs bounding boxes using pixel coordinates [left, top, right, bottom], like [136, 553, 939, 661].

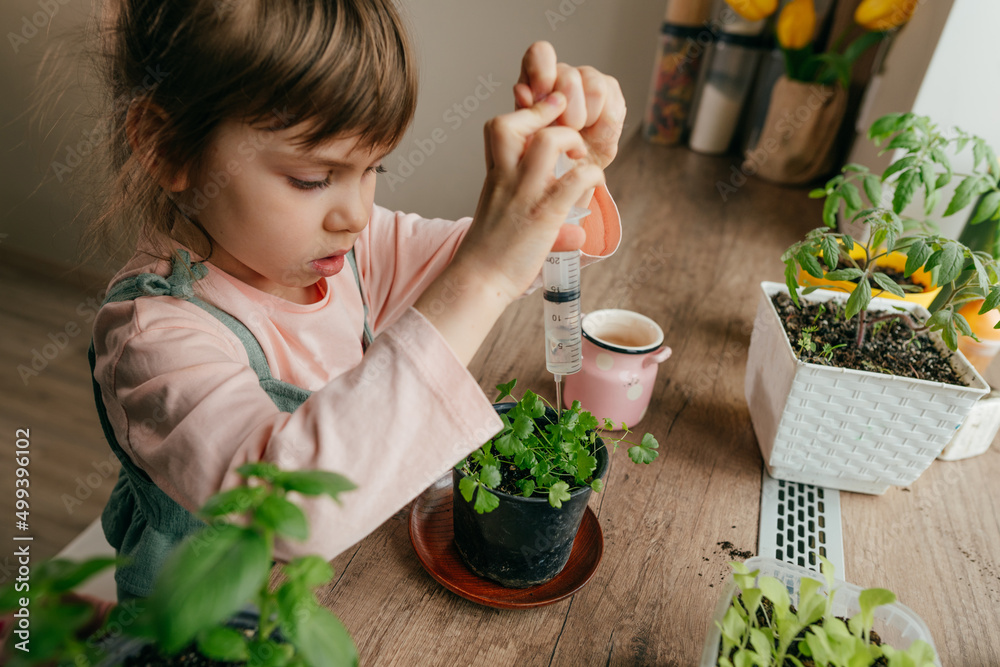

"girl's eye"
[288, 176, 330, 190]
[366, 165, 387, 175]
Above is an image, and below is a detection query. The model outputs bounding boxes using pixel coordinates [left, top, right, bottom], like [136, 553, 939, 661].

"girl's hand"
[513, 41, 626, 171]
[413, 92, 604, 365]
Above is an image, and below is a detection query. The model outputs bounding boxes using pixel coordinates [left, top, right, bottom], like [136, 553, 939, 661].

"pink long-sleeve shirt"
[91, 187, 621, 562]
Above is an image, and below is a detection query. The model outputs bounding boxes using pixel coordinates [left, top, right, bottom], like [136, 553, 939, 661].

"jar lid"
[660, 22, 713, 40]
[714, 31, 767, 49]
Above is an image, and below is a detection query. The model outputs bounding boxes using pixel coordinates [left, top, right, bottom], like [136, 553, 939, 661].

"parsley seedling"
[455, 379, 659, 513]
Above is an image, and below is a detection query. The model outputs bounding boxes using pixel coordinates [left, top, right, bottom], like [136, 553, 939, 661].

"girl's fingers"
[580, 75, 626, 168]
[534, 161, 605, 222]
[484, 92, 567, 172]
[513, 82, 534, 110]
[550, 223, 587, 253]
[553, 64, 586, 130]
[518, 41, 558, 102]
[577, 66, 609, 129]
[516, 124, 589, 186]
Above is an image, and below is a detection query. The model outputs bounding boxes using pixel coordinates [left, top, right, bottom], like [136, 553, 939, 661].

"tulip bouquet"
[726, 0, 918, 87]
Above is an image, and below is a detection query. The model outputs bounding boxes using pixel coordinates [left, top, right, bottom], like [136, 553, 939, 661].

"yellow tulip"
[855, 0, 918, 31]
[777, 0, 816, 50]
[724, 0, 778, 23]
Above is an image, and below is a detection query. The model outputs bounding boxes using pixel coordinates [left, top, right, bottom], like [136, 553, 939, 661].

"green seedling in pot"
[783, 112, 1000, 350]
[716, 558, 937, 667]
[455, 379, 659, 514]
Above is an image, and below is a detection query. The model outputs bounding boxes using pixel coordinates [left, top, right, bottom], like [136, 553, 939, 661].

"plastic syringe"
[544, 154, 590, 410]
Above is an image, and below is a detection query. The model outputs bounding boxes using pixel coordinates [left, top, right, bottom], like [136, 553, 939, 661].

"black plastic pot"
[452, 403, 609, 588]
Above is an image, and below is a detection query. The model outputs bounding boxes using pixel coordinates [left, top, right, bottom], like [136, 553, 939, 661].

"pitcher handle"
[643, 345, 672, 367]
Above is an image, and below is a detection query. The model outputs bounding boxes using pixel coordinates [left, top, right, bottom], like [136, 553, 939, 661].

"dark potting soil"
[718, 597, 888, 666]
[772, 293, 965, 386]
[121, 642, 245, 667]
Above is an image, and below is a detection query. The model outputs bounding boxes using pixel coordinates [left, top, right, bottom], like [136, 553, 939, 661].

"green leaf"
[256, 495, 309, 541]
[512, 413, 534, 439]
[970, 191, 1000, 225]
[237, 462, 281, 482]
[920, 162, 936, 198]
[33, 557, 118, 594]
[823, 268, 864, 281]
[841, 234, 856, 253]
[458, 475, 477, 502]
[547, 481, 572, 509]
[283, 600, 360, 667]
[981, 287, 1000, 314]
[892, 169, 919, 214]
[797, 249, 824, 279]
[200, 486, 268, 518]
[283, 555, 334, 589]
[147, 524, 271, 654]
[573, 452, 597, 482]
[887, 133, 922, 152]
[197, 626, 250, 663]
[842, 183, 864, 212]
[863, 175, 882, 207]
[590, 478, 604, 493]
[881, 155, 918, 182]
[845, 279, 872, 320]
[822, 192, 841, 228]
[628, 433, 660, 464]
[494, 379, 517, 402]
[944, 175, 983, 216]
[758, 576, 792, 614]
[871, 272, 906, 298]
[522, 391, 546, 418]
[493, 432, 517, 457]
[274, 470, 357, 502]
[820, 236, 841, 271]
[868, 113, 903, 140]
[924, 188, 941, 217]
[973, 137, 987, 170]
[954, 312, 975, 338]
[858, 587, 896, 637]
[479, 463, 501, 488]
[473, 485, 500, 514]
[808, 188, 828, 198]
[785, 261, 801, 307]
[925, 309, 951, 331]
[903, 239, 931, 277]
[942, 322, 959, 350]
[935, 242, 964, 285]
[518, 478, 536, 498]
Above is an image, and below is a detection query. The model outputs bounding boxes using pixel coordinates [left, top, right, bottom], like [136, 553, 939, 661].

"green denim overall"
[87, 249, 373, 601]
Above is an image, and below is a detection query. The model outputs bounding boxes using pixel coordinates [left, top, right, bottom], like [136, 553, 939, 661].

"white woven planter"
[745, 282, 989, 494]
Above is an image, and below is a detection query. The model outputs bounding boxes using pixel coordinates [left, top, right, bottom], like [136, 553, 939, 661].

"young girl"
[89, 0, 625, 601]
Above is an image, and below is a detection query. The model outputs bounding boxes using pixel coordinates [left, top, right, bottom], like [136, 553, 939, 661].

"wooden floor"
[0, 251, 118, 581]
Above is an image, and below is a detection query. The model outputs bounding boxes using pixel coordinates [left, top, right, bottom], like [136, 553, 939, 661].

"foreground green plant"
[783, 112, 1000, 349]
[1, 465, 359, 667]
[135, 463, 359, 666]
[455, 379, 659, 513]
[0, 558, 119, 666]
[716, 558, 937, 667]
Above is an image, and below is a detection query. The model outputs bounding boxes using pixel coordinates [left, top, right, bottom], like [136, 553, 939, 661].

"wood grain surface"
[309, 138, 1000, 666]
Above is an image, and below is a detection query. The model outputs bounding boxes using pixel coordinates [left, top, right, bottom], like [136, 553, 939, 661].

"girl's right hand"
[456, 91, 606, 303]
[413, 93, 604, 365]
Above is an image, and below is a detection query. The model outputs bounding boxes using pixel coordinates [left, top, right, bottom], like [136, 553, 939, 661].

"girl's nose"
[325, 192, 369, 234]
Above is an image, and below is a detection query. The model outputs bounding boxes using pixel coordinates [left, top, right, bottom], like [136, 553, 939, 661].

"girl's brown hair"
[89, 0, 418, 263]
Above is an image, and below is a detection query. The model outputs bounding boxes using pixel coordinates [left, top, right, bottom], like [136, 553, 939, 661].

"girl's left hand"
[512, 41, 626, 171]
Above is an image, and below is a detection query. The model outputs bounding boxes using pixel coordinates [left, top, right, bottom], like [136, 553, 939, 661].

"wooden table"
[316, 138, 1000, 666]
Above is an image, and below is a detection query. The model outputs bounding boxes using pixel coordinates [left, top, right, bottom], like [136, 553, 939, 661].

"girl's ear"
[125, 99, 189, 192]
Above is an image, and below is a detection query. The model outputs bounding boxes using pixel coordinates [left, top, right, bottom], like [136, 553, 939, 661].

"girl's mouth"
[310, 252, 346, 277]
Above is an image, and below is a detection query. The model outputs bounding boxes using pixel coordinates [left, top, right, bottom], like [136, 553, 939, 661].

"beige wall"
[1, 0, 665, 277]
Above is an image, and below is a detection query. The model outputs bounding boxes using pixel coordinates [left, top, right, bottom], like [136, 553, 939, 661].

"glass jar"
[642, 23, 714, 146]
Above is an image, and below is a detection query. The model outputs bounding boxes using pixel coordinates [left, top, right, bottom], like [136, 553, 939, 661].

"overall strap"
[346, 249, 374, 351]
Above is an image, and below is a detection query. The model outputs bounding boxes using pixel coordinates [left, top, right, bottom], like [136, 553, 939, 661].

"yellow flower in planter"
[777, 0, 816, 50]
[855, 0, 918, 31]
[723, 0, 778, 22]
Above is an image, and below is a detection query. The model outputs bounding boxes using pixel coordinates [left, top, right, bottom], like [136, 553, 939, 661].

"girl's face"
[182, 120, 388, 304]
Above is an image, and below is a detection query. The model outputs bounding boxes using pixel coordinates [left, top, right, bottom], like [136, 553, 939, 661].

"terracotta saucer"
[408, 475, 603, 610]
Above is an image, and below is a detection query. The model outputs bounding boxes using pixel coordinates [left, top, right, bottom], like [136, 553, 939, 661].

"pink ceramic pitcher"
[563, 309, 671, 428]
